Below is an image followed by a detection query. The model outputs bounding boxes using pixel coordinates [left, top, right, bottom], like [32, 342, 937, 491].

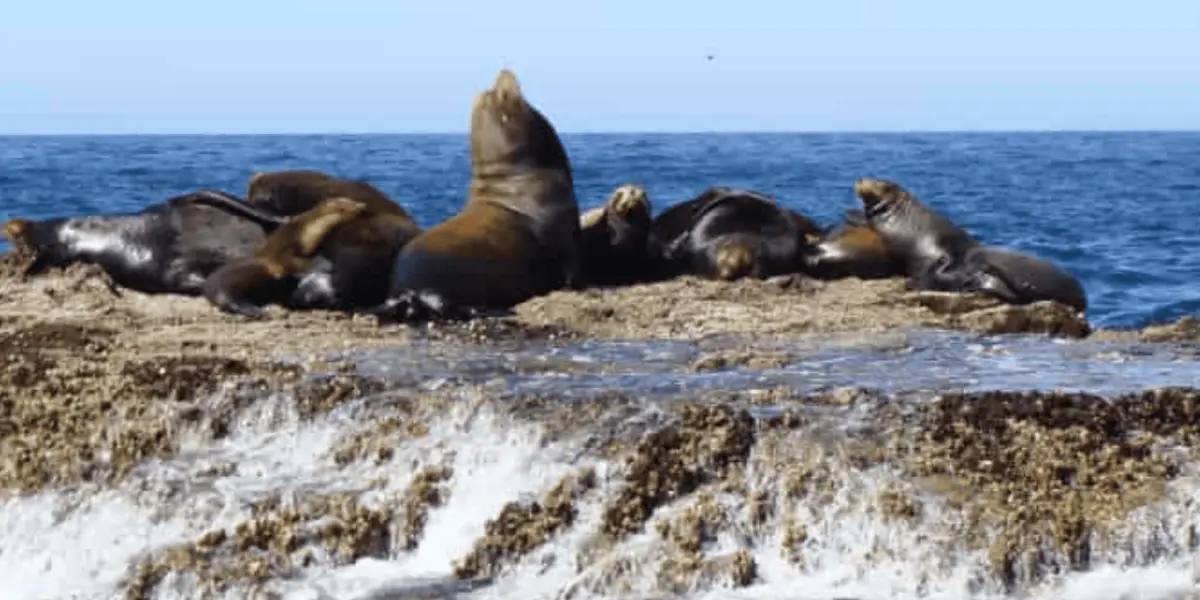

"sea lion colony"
[1, 68, 1089, 326]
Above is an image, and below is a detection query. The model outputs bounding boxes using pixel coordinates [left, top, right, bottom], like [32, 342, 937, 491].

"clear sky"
[0, 0, 1197, 134]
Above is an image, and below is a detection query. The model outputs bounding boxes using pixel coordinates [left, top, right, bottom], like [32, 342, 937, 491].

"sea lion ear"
[492, 69, 523, 100]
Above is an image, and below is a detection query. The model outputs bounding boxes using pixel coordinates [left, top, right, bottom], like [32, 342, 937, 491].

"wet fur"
[855, 178, 1086, 311]
[959, 245, 1088, 312]
[202, 197, 368, 318]
[371, 69, 582, 322]
[194, 174, 425, 311]
[803, 215, 904, 280]
[245, 170, 408, 218]
[1, 191, 276, 295]
[649, 186, 813, 281]
[578, 184, 656, 287]
[854, 178, 980, 290]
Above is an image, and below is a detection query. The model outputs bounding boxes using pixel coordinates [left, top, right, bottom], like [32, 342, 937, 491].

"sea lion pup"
[201, 196, 368, 318]
[648, 186, 815, 281]
[853, 177, 981, 290]
[1, 190, 282, 295]
[957, 245, 1089, 312]
[803, 212, 904, 280]
[188, 178, 424, 311]
[578, 183, 656, 287]
[369, 68, 582, 322]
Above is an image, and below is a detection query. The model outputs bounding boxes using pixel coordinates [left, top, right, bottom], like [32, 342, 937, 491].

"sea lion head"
[606, 184, 652, 221]
[853, 178, 909, 218]
[246, 169, 338, 216]
[469, 69, 571, 177]
[713, 239, 758, 281]
[2, 217, 71, 276]
[2, 218, 33, 253]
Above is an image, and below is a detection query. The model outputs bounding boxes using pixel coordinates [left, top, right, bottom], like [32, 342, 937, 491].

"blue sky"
[0, 0, 1197, 134]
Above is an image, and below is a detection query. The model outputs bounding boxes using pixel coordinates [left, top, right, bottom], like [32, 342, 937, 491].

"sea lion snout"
[492, 68, 522, 99]
[609, 184, 651, 219]
[853, 178, 901, 208]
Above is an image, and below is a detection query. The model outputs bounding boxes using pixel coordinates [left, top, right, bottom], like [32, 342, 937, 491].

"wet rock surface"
[897, 387, 1200, 588]
[2, 255, 1199, 599]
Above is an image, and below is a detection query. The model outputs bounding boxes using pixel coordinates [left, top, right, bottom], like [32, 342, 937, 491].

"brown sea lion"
[803, 210, 903, 280]
[647, 186, 815, 281]
[188, 175, 424, 310]
[855, 178, 1087, 311]
[1, 191, 280, 296]
[369, 68, 582, 322]
[201, 197, 368, 318]
[578, 183, 656, 287]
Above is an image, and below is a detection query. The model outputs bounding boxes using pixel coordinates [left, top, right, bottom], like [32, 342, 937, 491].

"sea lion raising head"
[578, 183, 656, 287]
[370, 68, 582, 322]
[853, 177, 979, 290]
[201, 197, 368, 319]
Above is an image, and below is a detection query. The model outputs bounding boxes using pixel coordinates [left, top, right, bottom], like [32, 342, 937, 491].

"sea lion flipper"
[186, 190, 289, 231]
[22, 252, 54, 279]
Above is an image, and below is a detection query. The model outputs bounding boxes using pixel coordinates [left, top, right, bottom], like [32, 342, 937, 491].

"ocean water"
[1, 131, 1198, 329]
[2, 133, 1200, 600]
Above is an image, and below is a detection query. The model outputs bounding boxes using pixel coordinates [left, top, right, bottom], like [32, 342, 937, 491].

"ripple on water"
[339, 331, 1200, 402]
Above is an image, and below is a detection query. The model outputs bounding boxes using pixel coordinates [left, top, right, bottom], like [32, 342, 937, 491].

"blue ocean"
[1, 131, 1197, 328]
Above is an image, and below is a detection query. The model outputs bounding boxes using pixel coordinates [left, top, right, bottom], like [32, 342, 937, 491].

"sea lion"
[854, 178, 1087, 311]
[648, 186, 815, 281]
[853, 177, 980, 290]
[201, 196, 368, 318]
[369, 68, 582, 322]
[244, 170, 406, 218]
[189, 176, 424, 311]
[578, 183, 656, 287]
[803, 211, 904, 280]
[1, 190, 281, 296]
[957, 245, 1088, 312]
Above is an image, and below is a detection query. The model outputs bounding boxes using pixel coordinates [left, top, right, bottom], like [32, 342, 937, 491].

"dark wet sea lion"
[189, 178, 424, 311]
[370, 68, 582, 322]
[803, 214, 903, 280]
[958, 245, 1088, 312]
[201, 197, 368, 318]
[853, 178, 1087, 311]
[578, 183, 655, 287]
[853, 177, 980, 290]
[1, 191, 281, 296]
[649, 186, 814, 281]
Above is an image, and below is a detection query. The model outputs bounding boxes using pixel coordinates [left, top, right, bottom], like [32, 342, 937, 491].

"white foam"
[3, 386, 1199, 600]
